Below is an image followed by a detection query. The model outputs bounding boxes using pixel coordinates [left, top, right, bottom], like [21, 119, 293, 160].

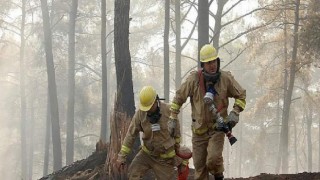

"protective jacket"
[171, 70, 246, 135]
[120, 101, 181, 158]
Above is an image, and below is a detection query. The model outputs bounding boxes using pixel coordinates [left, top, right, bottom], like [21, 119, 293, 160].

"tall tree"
[175, 0, 181, 89]
[164, 0, 170, 103]
[100, 0, 108, 142]
[43, 95, 51, 176]
[66, 0, 78, 165]
[19, 0, 27, 178]
[211, 0, 227, 50]
[114, 0, 135, 117]
[276, 0, 290, 173]
[28, 82, 36, 180]
[41, 0, 62, 171]
[114, 0, 137, 164]
[280, 0, 301, 173]
[198, 0, 209, 67]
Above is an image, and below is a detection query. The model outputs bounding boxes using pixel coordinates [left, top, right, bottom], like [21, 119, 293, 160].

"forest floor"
[225, 172, 320, 180]
[39, 141, 320, 180]
[186, 169, 320, 180]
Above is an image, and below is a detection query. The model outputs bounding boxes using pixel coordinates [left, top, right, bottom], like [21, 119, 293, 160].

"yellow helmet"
[139, 86, 157, 111]
[200, 44, 218, 63]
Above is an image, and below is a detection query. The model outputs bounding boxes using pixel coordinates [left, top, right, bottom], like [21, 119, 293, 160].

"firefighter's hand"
[116, 153, 127, 170]
[168, 114, 177, 137]
[227, 110, 239, 129]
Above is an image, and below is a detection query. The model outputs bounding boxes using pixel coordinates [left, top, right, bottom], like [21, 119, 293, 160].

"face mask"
[147, 105, 162, 131]
[148, 106, 161, 123]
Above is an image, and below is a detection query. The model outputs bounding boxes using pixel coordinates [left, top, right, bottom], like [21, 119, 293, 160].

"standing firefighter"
[168, 44, 246, 180]
[117, 86, 189, 180]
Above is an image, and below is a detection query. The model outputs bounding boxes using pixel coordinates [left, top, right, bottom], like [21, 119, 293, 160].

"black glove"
[227, 110, 239, 129]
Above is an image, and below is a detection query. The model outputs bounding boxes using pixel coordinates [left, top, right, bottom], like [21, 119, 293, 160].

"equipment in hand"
[204, 86, 237, 146]
[211, 105, 237, 145]
[176, 146, 192, 180]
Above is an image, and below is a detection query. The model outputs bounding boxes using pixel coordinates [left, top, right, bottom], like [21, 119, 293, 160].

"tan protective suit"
[120, 101, 181, 180]
[171, 70, 246, 180]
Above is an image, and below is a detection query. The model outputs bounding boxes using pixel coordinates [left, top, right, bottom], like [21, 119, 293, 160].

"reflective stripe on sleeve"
[235, 99, 246, 110]
[120, 145, 131, 155]
[170, 102, 181, 112]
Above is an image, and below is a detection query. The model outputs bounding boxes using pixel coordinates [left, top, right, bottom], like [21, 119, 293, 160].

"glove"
[227, 110, 239, 129]
[174, 143, 180, 153]
[116, 153, 127, 168]
[168, 112, 178, 137]
[167, 118, 177, 137]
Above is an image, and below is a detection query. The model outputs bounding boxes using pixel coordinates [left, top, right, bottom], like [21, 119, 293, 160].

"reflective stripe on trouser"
[128, 150, 175, 180]
[141, 145, 176, 159]
[192, 129, 225, 180]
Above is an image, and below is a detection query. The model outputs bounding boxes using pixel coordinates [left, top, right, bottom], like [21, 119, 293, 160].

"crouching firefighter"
[168, 44, 246, 180]
[116, 86, 182, 180]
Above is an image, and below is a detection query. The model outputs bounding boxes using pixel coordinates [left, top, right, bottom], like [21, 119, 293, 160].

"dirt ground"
[226, 172, 320, 180]
[186, 169, 320, 180]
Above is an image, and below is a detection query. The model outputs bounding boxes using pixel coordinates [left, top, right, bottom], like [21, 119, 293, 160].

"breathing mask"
[204, 82, 218, 104]
[147, 104, 162, 131]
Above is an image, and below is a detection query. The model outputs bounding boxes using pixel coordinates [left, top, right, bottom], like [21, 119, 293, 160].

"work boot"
[214, 173, 224, 180]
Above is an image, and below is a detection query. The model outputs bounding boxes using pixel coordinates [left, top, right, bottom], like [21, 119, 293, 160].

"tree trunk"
[43, 95, 51, 176]
[66, 0, 78, 165]
[319, 116, 320, 172]
[164, 0, 170, 103]
[280, 0, 300, 173]
[114, 0, 137, 164]
[19, 0, 27, 179]
[307, 103, 313, 172]
[106, 19, 113, 140]
[28, 85, 35, 180]
[211, 0, 227, 50]
[175, 0, 181, 89]
[41, 0, 63, 171]
[114, 0, 135, 117]
[100, 0, 108, 143]
[175, 0, 183, 141]
[276, 0, 289, 173]
[293, 112, 298, 173]
[198, 0, 209, 67]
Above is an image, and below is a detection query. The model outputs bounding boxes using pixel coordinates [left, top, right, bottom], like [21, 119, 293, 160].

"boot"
[214, 173, 224, 180]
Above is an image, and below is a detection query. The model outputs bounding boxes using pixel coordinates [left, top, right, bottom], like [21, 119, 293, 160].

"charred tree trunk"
[114, 0, 135, 117]
[114, 0, 138, 166]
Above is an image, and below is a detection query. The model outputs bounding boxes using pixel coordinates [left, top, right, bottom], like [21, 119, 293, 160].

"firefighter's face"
[148, 100, 157, 113]
[203, 59, 218, 74]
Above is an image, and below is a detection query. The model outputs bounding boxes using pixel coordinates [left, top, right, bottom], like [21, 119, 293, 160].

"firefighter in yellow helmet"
[168, 44, 246, 180]
[116, 86, 189, 180]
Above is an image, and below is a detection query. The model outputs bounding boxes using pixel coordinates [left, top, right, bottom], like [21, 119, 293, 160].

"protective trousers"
[128, 150, 175, 180]
[192, 130, 225, 180]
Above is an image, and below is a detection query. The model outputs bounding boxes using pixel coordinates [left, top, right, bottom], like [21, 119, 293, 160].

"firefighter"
[168, 44, 246, 180]
[116, 86, 186, 180]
